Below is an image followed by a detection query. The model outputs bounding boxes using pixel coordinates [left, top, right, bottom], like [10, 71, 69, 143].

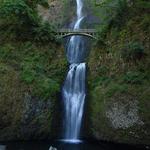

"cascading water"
[62, 0, 87, 143]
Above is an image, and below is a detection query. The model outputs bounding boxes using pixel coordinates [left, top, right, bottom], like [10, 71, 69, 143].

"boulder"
[49, 146, 57, 150]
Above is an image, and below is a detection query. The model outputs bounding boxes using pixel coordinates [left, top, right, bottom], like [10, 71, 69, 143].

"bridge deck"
[56, 29, 97, 39]
[57, 29, 97, 33]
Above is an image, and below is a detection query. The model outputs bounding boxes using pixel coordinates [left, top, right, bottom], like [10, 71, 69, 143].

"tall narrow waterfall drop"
[62, 0, 87, 143]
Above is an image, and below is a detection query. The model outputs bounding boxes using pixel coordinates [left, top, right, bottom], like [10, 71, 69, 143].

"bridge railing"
[57, 29, 97, 33]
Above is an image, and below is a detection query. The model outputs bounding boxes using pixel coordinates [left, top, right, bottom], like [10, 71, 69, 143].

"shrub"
[95, 25, 109, 46]
[94, 0, 130, 46]
[109, 0, 129, 28]
[34, 77, 60, 99]
[21, 69, 36, 84]
[140, 14, 150, 32]
[98, 65, 109, 75]
[121, 41, 145, 61]
[0, 44, 15, 60]
[0, 0, 39, 26]
[0, 63, 9, 74]
[123, 71, 146, 84]
[0, 0, 56, 42]
[106, 83, 128, 97]
[92, 76, 112, 88]
[34, 22, 56, 43]
[134, 0, 150, 10]
[25, 0, 49, 8]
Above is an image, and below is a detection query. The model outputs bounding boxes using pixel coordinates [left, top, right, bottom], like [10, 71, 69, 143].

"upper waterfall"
[76, 0, 83, 20]
[66, 0, 87, 64]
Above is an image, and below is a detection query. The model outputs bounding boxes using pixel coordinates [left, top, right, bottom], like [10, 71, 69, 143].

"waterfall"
[62, 0, 86, 143]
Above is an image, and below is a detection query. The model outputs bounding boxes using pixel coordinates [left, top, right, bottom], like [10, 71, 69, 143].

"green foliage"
[0, 41, 67, 100]
[34, 22, 56, 43]
[134, 0, 150, 9]
[0, 63, 9, 74]
[25, 0, 49, 8]
[21, 69, 36, 84]
[88, 0, 150, 143]
[109, 0, 128, 28]
[121, 41, 145, 61]
[106, 83, 128, 97]
[0, 44, 14, 59]
[123, 71, 146, 84]
[92, 76, 112, 88]
[21, 65, 60, 99]
[94, 0, 130, 45]
[140, 14, 150, 31]
[96, 0, 129, 29]
[0, 0, 56, 42]
[19, 42, 66, 99]
[96, 25, 109, 45]
[0, 0, 39, 26]
[34, 77, 60, 100]
[98, 65, 109, 74]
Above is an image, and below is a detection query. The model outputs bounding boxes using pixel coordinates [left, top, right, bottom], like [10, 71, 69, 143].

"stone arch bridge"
[56, 29, 97, 39]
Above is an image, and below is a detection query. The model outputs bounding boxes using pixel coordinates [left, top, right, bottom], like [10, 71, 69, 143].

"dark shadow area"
[0, 140, 149, 150]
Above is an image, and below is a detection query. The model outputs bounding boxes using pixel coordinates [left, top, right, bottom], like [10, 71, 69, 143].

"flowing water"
[62, 0, 86, 142]
[66, 0, 85, 63]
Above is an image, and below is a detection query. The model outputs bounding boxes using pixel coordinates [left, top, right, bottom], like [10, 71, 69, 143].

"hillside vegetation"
[86, 0, 150, 144]
[0, 0, 67, 140]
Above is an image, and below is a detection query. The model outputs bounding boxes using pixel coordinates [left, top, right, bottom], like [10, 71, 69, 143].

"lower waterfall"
[62, 63, 86, 142]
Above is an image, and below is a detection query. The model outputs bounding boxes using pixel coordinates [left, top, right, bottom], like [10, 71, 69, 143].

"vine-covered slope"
[86, 0, 150, 144]
[0, 0, 67, 140]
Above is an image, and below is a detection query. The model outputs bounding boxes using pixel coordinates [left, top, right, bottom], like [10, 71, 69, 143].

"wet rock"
[0, 145, 6, 150]
[106, 99, 144, 129]
[49, 146, 57, 150]
[0, 92, 54, 141]
[87, 91, 150, 144]
[20, 93, 53, 139]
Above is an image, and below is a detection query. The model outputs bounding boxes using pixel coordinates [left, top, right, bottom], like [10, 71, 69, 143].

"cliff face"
[86, 0, 150, 144]
[0, 42, 67, 141]
[38, 0, 64, 26]
[37, 0, 75, 27]
[0, 0, 68, 140]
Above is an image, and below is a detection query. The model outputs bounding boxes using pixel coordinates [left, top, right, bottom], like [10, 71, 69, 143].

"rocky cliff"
[85, 0, 150, 144]
[0, 42, 67, 141]
[0, 0, 67, 141]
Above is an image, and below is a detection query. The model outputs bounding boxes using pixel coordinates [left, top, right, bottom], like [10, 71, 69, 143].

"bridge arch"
[58, 33, 97, 39]
[56, 29, 97, 40]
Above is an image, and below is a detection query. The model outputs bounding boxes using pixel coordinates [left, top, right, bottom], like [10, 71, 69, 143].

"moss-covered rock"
[0, 41, 67, 141]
